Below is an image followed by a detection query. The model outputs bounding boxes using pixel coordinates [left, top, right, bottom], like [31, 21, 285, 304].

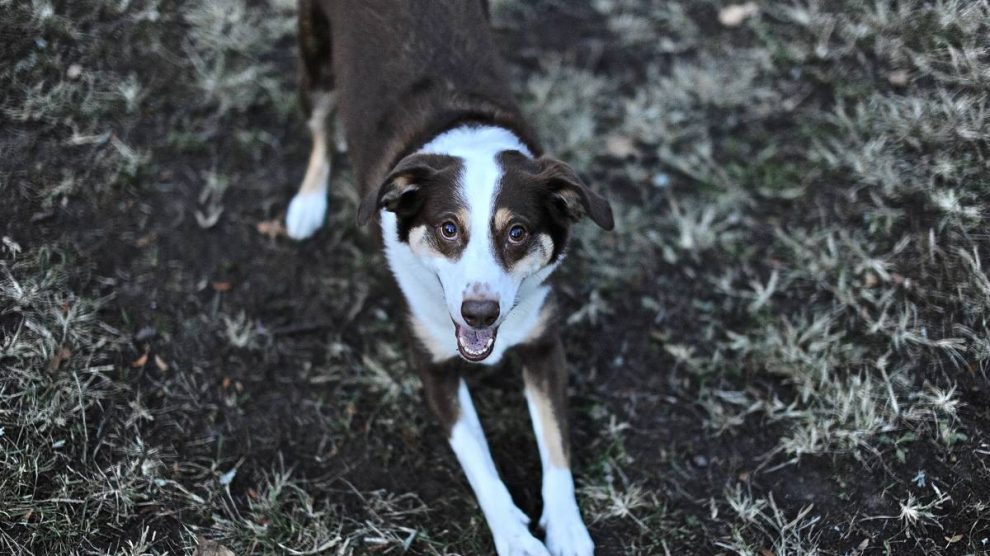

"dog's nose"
[461, 299, 500, 328]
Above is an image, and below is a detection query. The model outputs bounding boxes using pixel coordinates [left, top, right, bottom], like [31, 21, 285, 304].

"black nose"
[461, 299, 500, 328]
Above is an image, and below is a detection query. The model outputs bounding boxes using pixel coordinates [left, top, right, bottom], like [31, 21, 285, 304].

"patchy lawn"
[2, 0, 988, 554]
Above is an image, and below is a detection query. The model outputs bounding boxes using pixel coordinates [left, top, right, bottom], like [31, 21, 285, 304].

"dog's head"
[358, 147, 613, 362]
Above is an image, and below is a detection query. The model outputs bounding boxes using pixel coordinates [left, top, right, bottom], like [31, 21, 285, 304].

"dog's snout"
[461, 299, 500, 328]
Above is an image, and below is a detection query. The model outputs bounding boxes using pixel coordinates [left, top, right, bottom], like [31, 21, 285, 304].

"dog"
[285, 2, 613, 554]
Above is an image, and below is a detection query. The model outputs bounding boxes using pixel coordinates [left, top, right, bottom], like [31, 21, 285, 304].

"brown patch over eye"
[387, 156, 469, 261]
[494, 151, 572, 267]
[426, 213, 468, 259]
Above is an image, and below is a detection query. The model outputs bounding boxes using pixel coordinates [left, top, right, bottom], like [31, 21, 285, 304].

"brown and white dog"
[286, 2, 613, 554]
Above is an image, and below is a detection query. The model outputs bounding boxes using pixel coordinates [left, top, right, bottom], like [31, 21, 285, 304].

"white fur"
[381, 125, 558, 365]
[526, 390, 593, 556]
[287, 93, 334, 240]
[539, 469, 593, 556]
[449, 381, 550, 556]
[286, 191, 327, 239]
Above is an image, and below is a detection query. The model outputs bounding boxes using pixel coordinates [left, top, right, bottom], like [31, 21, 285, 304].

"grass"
[2, 0, 989, 554]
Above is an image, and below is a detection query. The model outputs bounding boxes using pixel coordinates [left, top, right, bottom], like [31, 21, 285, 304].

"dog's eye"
[439, 221, 459, 240]
[507, 224, 528, 243]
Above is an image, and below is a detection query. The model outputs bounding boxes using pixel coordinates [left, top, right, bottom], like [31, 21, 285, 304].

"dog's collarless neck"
[418, 124, 534, 160]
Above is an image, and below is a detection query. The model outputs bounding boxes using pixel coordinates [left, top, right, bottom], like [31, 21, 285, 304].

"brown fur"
[296, 0, 333, 114]
[305, 0, 542, 223]
[515, 318, 572, 468]
[493, 151, 613, 270]
[407, 324, 463, 432]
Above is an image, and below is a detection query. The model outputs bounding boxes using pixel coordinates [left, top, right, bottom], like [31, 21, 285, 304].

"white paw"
[494, 527, 550, 556]
[492, 506, 550, 556]
[285, 191, 327, 240]
[541, 507, 594, 556]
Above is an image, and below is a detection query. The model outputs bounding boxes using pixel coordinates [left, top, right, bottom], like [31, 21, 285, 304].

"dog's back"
[313, 0, 539, 198]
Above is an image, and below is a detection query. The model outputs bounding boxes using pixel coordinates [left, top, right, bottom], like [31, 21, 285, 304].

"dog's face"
[359, 150, 613, 362]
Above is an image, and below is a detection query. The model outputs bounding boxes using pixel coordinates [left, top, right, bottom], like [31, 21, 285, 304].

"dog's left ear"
[537, 156, 614, 230]
[357, 153, 452, 226]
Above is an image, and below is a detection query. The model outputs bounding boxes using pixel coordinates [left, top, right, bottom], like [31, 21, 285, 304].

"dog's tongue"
[457, 326, 495, 353]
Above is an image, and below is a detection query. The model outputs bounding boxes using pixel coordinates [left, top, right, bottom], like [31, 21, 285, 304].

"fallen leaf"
[135, 232, 157, 247]
[864, 272, 878, 287]
[719, 2, 759, 27]
[605, 134, 637, 158]
[256, 218, 286, 239]
[759, 549, 775, 556]
[131, 349, 149, 368]
[247, 488, 258, 500]
[888, 70, 910, 87]
[49, 345, 72, 371]
[211, 281, 232, 292]
[222, 376, 232, 389]
[154, 354, 169, 371]
[945, 534, 963, 543]
[193, 537, 235, 556]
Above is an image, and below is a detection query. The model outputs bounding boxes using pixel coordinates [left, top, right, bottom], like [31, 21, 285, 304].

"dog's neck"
[418, 125, 534, 159]
[380, 124, 555, 365]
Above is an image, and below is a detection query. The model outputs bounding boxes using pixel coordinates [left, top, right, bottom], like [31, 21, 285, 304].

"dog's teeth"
[456, 331, 495, 358]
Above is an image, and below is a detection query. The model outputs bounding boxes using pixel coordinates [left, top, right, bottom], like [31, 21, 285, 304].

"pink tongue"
[458, 326, 495, 352]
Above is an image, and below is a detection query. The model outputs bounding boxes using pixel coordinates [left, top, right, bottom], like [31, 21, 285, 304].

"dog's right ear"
[357, 153, 453, 226]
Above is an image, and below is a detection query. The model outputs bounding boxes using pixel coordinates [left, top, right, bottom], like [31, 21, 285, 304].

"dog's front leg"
[519, 335, 594, 556]
[286, 92, 334, 240]
[420, 361, 550, 556]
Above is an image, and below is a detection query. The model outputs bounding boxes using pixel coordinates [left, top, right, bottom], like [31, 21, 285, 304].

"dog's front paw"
[490, 506, 550, 556]
[285, 192, 327, 240]
[493, 527, 550, 556]
[541, 508, 594, 556]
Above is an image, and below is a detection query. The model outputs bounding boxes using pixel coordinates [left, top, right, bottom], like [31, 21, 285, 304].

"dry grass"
[2, 0, 989, 554]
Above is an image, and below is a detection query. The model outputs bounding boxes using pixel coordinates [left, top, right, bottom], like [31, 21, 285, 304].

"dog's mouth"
[454, 323, 497, 362]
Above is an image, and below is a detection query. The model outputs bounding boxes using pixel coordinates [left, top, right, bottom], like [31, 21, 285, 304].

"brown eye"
[439, 221, 459, 240]
[508, 224, 528, 243]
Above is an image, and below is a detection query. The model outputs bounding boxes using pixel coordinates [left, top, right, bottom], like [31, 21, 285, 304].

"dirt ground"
[2, 1, 990, 554]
